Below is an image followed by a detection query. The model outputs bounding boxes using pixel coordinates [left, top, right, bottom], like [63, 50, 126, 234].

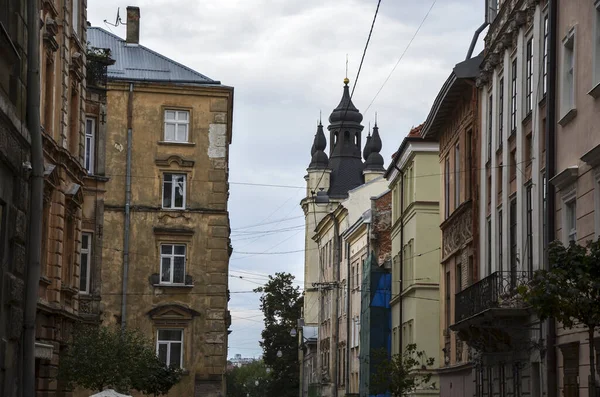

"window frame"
[444, 157, 450, 218]
[525, 36, 534, 115]
[163, 109, 190, 143]
[498, 77, 504, 149]
[526, 184, 533, 275]
[487, 93, 493, 161]
[156, 329, 184, 368]
[565, 197, 577, 243]
[560, 27, 577, 121]
[542, 14, 549, 96]
[72, 0, 79, 37]
[593, 1, 600, 95]
[159, 243, 187, 285]
[498, 209, 503, 273]
[162, 173, 187, 210]
[510, 58, 518, 135]
[79, 232, 92, 294]
[455, 143, 460, 208]
[487, 217, 492, 276]
[84, 117, 95, 174]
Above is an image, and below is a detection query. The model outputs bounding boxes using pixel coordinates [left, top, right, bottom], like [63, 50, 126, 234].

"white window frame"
[84, 118, 95, 174]
[163, 110, 190, 143]
[79, 232, 92, 294]
[525, 36, 534, 115]
[498, 76, 504, 149]
[162, 173, 186, 209]
[156, 329, 183, 368]
[560, 27, 577, 122]
[160, 244, 186, 284]
[510, 57, 518, 134]
[562, 189, 577, 244]
[542, 14, 549, 96]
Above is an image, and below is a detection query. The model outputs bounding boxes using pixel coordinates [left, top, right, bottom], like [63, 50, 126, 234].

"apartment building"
[88, 8, 234, 396]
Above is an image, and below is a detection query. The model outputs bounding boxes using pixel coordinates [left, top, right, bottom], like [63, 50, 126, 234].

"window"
[526, 37, 534, 114]
[510, 198, 517, 284]
[466, 130, 472, 196]
[565, 199, 577, 243]
[160, 244, 186, 284]
[542, 172, 548, 259]
[487, 94, 493, 160]
[525, 134, 533, 165]
[72, 0, 79, 36]
[594, 3, 600, 88]
[498, 78, 504, 148]
[455, 144, 460, 207]
[468, 256, 474, 286]
[445, 157, 450, 218]
[562, 30, 576, 115]
[164, 110, 190, 142]
[156, 329, 183, 368]
[498, 209, 503, 272]
[487, 217, 492, 275]
[79, 233, 92, 294]
[162, 174, 186, 209]
[510, 150, 517, 182]
[511, 58, 517, 134]
[445, 271, 451, 329]
[543, 15, 549, 95]
[526, 185, 533, 275]
[456, 263, 462, 292]
[84, 118, 95, 174]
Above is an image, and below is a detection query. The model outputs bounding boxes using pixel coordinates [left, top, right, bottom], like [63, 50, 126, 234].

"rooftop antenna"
[375, 111, 378, 125]
[104, 7, 125, 27]
[319, 110, 322, 125]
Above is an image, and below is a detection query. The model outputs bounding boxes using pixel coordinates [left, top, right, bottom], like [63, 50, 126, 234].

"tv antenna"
[104, 7, 125, 27]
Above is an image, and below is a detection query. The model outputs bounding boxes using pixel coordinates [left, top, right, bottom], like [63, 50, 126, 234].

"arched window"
[334, 132, 338, 145]
[355, 134, 359, 146]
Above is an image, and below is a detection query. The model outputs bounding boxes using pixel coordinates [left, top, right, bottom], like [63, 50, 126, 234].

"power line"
[364, 0, 438, 114]
[232, 216, 305, 230]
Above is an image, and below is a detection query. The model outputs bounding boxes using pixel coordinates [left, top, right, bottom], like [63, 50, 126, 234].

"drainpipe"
[545, 0, 558, 396]
[23, 0, 42, 394]
[466, 22, 489, 60]
[121, 83, 134, 331]
[345, 241, 351, 395]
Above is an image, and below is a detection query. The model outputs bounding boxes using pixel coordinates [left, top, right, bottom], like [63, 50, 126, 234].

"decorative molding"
[154, 155, 195, 168]
[549, 166, 579, 191]
[581, 144, 600, 168]
[153, 226, 195, 236]
[148, 304, 200, 322]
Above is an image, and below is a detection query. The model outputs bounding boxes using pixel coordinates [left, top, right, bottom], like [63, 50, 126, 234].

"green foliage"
[226, 360, 271, 397]
[370, 344, 435, 397]
[59, 324, 182, 395]
[518, 239, 600, 329]
[253, 272, 303, 397]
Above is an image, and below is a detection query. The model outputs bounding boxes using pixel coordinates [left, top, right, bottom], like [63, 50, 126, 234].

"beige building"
[88, 8, 233, 396]
[385, 125, 440, 396]
[550, 1, 600, 396]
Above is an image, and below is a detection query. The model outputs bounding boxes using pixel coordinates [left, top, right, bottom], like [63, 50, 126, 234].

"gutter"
[546, 0, 558, 396]
[121, 83, 134, 331]
[23, 0, 43, 393]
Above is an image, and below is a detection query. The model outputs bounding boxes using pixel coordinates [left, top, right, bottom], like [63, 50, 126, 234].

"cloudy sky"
[88, 0, 485, 359]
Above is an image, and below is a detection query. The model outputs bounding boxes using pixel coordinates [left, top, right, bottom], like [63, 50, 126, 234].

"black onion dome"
[309, 122, 329, 169]
[363, 132, 372, 161]
[365, 122, 385, 171]
[329, 80, 363, 125]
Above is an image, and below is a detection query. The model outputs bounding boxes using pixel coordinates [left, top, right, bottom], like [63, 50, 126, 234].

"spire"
[329, 78, 363, 125]
[309, 120, 329, 169]
[363, 123, 372, 161]
[364, 120, 384, 171]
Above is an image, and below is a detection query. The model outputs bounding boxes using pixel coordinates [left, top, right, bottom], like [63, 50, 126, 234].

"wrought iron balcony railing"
[454, 270, 529, 323]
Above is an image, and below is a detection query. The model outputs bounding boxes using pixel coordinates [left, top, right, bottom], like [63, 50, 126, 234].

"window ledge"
[157, 141, 196, 147]
[522, 111, 532, 125]
[589, 82, 600, 99]
[558, 108, 577, 127]
[39, 276, 52, 286]
[153, 284, 194, 289]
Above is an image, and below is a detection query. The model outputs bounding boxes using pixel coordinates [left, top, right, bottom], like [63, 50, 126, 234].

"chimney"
[126, 6, 140, 44]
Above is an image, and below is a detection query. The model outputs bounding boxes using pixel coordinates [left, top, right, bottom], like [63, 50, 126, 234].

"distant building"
[229, 354, 257, 368]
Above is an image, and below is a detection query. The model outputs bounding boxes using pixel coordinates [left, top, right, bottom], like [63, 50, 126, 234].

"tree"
[370, 344, 435, 397]
[254, 272, 303, 397]
[59, 324, 182, 395]
[519, 239, 600, 395]
[226, 360, 271, 397]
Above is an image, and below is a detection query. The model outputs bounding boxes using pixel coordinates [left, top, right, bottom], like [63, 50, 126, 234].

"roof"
[87, 27, 220, 85]
[384, 124, 435, 179]
[420, 54, 483, 139]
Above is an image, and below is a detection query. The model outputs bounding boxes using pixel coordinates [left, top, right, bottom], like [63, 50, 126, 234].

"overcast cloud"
[88, 0, 485, 359]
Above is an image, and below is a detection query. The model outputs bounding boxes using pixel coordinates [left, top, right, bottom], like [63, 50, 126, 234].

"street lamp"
[276, 350, 283, 358]
[290, 328, 298, 338]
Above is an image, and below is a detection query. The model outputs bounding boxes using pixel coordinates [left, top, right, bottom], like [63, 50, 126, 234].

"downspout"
[23, 0, 43, 394]
[546, 0, 558, 396]
[466, 22, 489, 60]
[121, 83, 134, 331]
[394, 164, 405, 355]
[345, 241, 351, 395]
[332, 215, 340, 397]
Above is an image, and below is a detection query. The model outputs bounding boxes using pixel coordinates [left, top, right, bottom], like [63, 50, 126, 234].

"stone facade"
[0, 0, 31, 395]
[96, 80, 233, 396]
[36, 0, 89, 394]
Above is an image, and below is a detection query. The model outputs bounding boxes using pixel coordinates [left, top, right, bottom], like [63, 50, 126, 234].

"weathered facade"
[88, 8, 233, 396]
[386, 125, 440, 397]
[420, 55, 481, 397]
[551, 1, 600, 396]
[37, 0, 90, 394]
[0, 0, 31, 394]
